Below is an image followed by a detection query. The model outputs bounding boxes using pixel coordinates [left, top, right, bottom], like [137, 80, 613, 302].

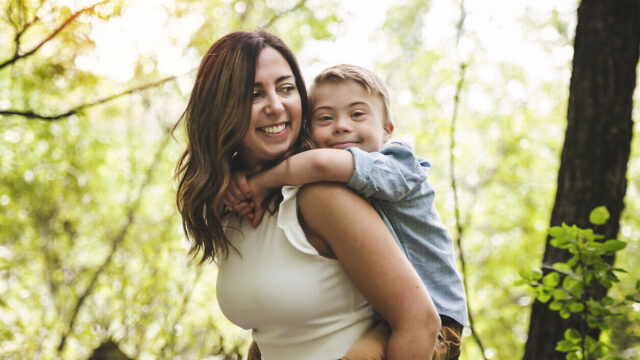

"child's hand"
[247, 177, 269, 228]
[223, 171, 254, 217]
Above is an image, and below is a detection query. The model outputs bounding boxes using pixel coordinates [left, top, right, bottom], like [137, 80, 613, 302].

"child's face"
[310, 80, 393, 153]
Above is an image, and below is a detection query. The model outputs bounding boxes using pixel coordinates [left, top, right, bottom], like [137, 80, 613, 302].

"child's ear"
[383, 121, 394, 142]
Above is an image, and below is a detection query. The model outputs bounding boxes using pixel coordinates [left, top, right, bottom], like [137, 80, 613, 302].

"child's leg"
[432, 317, 463, 360]
[247, 340, 261, 360]
[342, 321, 390, 360]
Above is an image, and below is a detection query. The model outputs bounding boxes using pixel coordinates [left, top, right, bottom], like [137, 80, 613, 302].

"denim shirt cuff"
[346, 147, 377, 198]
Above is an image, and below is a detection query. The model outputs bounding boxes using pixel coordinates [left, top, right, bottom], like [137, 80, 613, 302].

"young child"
[225, 64, 469, 359]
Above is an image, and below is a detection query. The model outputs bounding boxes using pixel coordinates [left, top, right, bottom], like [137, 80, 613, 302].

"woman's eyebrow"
[254, 75, 294, 87]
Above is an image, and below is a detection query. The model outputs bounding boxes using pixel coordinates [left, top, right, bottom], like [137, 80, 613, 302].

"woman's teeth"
[261, 123, 286, 134]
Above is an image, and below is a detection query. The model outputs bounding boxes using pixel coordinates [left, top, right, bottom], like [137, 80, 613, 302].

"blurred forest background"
[1, 0, 639, 359]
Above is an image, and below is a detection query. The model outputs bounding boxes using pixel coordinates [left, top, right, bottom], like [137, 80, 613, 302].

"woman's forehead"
[255, 47, 294, 82]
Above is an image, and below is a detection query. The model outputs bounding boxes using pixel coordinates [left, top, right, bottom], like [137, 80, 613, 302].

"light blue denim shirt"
[346, 141, 469, 326]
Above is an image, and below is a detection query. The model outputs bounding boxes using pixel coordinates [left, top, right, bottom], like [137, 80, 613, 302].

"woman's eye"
[253, 90, 262, 99]
[280, 84, 295, 94]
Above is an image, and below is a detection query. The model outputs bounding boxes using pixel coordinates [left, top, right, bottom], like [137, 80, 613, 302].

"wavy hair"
[173, 30, 311, 264]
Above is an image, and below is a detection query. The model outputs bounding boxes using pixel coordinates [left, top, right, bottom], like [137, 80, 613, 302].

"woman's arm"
[298, 183, 440, 360]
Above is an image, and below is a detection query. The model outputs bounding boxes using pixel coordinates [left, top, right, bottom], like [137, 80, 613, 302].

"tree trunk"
[523, 1, 640, 359]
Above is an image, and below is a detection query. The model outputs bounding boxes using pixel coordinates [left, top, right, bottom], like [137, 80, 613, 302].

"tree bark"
[523, 1, 640, 359]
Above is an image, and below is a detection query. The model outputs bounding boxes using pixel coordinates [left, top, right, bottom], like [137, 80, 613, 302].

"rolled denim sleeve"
[346, 142, 429, 201]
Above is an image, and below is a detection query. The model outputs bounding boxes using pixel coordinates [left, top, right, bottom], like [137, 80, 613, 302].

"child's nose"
[333, 116, 351, 133]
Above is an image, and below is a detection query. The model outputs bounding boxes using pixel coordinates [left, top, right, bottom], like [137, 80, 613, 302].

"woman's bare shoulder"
[298, 182, 363, 209]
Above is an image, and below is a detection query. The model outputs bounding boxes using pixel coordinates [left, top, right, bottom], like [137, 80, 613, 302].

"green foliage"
[2, 1, 640, 359]
[0, 0, 342, 358]
[518, 207, 640, 359]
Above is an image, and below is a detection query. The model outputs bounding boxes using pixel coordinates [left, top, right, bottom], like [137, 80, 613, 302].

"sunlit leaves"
[589, 206, 610, 226]
[1, 0, 343, 358]
[518, 210, 640, 359]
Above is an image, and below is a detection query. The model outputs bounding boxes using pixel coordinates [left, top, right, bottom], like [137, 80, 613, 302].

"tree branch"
[56, 129, 172, 354]
[448, 1, 488, 359]
[0, 74, 181, 121]
[160, 268, 203, 358]
[260, 0, 307, 29]
[0, 0, 108, 70]
[14, 0, 46, 56]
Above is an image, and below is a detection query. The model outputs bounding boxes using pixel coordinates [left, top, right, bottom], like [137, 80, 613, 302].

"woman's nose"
[265, 93, 284, 114]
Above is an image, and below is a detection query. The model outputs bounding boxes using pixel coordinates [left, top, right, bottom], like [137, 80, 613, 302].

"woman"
[174, 30, 439, 359]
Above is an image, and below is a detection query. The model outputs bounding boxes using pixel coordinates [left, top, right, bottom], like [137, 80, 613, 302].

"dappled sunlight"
[1, 0, 639, 359]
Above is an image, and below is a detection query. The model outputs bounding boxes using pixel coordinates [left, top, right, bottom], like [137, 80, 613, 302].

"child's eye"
[316, 115, 333, 121]
[352, 111, 366, 118]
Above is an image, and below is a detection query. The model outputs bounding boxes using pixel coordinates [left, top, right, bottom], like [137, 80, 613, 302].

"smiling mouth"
[330, 141, 360, 149]
[259, 123, 287, 134]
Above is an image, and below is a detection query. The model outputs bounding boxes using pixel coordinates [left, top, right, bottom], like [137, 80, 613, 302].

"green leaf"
[601, 296, 614, 306]
[556, 339, 579, 352]
[569, 303, 584, 312]
[567, 255, 579, 267]
[553, 262, 572, 273]
[566, 328, 581, 340]
[600, 277, 612, 289]
[601, 240, 626, 252]
[514, 279, 527, 286]
[543, 272, 560, 287]
[570, 283, 584, 298]
[549, 300, 562, 311]
[553, 288, 568, 300]
[531, 269, 543, 280]
[518, 269, 529, 278]
[606, 271, 620, 283]
[589, 206, 609, 225]
[538, 291, 552, 303]
[549, 226, 566, 237]
[566, 353, 579, 360]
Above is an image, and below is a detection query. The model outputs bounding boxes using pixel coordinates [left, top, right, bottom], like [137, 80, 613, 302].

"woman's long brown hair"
[173, 31, 311, 264]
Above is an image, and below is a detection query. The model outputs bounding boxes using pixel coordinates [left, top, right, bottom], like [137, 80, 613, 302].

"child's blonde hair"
[311, 64, 392, 125]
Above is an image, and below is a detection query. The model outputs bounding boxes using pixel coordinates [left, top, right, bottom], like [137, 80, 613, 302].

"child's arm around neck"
[251, 148, 355, 190]
[241, 148, 356, 227]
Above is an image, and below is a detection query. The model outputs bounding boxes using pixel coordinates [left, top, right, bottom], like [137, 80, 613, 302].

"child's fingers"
[238, 202, 255, 217]
[230, 172, 251, 200]
[235, 174, 252, 198]
[233, 201, 251, 213]
[251, 204, 266, 228]
[229, 182, 247, 201]
[224, 183, 247, 205]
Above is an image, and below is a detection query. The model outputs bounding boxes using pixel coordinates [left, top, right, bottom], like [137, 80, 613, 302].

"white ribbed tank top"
[216, 186, 374, 360]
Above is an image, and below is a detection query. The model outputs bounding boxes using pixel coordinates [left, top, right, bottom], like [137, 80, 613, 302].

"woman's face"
[238, 47, 302, 170]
